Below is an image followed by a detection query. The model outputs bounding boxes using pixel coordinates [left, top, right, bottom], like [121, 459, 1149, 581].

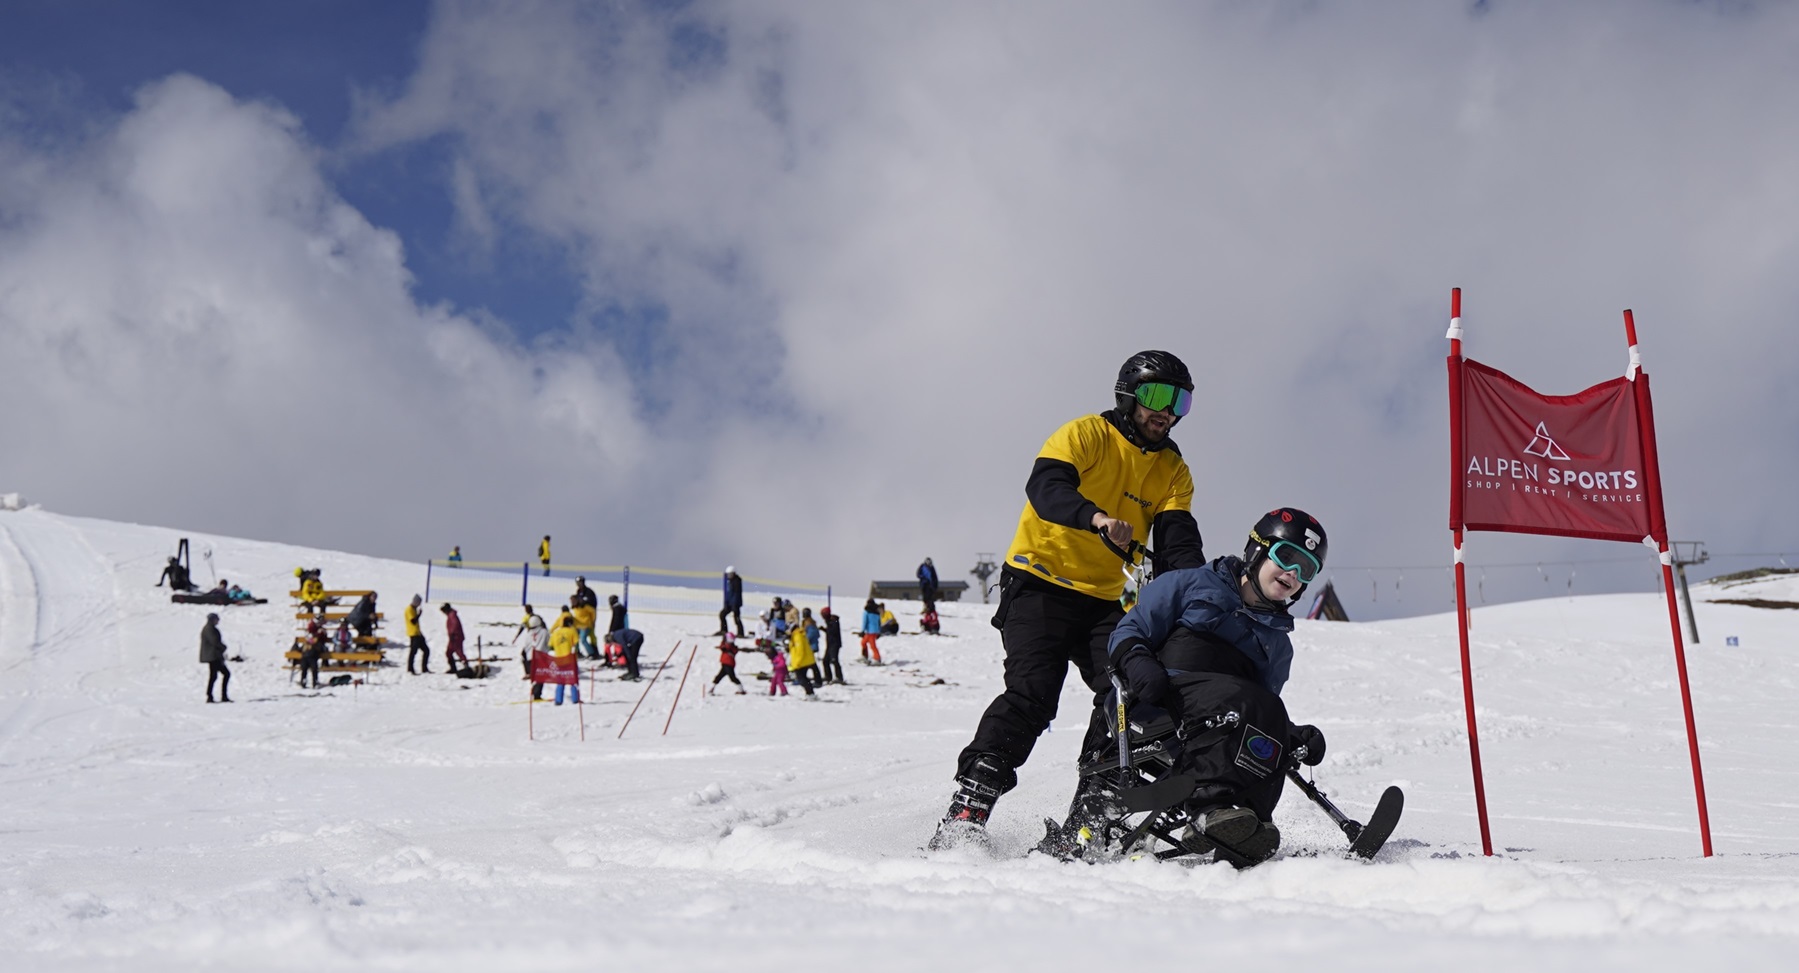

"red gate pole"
[576, 656, 586, 742]
[663, 644, 699, 736]
[618, 640, 682, 739]
[1626, 309, 1713, 856]
[1448, 287, 1495, 856]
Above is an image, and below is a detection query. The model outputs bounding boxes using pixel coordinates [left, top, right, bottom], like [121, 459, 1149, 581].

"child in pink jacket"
[768, 648, 789, 697]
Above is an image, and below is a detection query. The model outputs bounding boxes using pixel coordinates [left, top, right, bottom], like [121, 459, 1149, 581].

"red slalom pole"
[1447, 287, 1494, 855]
[618, 640, 681, 739]
[1627, 308, 1713, 856]
[662, 645, 699, 736]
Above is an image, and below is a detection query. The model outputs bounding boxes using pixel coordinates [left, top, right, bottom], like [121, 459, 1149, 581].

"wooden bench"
[293, 612, 385, 622]
[288, 589, 375, 599]
[286, 648, 386, 671]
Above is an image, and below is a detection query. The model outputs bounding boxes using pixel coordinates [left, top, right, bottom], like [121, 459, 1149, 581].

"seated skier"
[1046, 507, 1331, 865]
[157, 556, 195, 592]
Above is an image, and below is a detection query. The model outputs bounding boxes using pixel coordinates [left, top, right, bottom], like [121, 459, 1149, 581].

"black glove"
[1291, 724, 1326, 765]
[1116, 646, 1169, 707]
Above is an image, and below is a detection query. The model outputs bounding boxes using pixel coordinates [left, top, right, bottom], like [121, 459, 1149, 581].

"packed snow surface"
[2, 509, 1796, 970]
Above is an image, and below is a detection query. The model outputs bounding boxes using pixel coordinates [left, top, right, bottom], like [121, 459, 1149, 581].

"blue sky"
[0, 0, 584, 341]
[3, 1, 1798, 622]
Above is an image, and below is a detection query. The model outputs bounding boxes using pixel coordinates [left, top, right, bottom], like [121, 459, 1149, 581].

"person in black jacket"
[606, 594, 628, 638]
[199, 613, 231, 703]
[717, 567, 745, 637]
[346, 592, 379, 639]
[933, 351, 1207, 849]
[820, 606, 846, 685]
[158, 556, 195, 592]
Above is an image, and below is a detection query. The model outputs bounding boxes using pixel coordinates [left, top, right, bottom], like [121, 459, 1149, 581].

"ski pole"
[1285, 764, 1364, 844]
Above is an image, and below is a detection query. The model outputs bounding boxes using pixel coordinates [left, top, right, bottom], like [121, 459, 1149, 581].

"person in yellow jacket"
[405, 594, 431, 675]
[933, 351, 1208, 849]
[785, 620, 818, 699]
[570, 577, 599, 661]
[548, 616, 581, 705]
[296, 568, 326, 611]
[538, 535, 552, 576]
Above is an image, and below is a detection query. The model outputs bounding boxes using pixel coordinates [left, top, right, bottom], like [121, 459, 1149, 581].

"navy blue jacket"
[1107, 556, 1296, 695]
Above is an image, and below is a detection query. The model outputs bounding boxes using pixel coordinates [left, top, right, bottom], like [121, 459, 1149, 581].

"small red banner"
[531, 650, 580, 686]
[1451, 358, 1664, 544]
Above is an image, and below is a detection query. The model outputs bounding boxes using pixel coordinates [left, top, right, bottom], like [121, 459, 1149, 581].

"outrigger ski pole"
[1285, 763, 1405, 860]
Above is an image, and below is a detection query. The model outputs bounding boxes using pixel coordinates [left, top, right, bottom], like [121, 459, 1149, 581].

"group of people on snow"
[929, 350, 1332, 867]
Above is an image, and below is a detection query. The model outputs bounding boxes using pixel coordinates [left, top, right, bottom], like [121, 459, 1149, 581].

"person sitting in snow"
[157, 556, 195, 592]
[879, 604, 899, 637]
[1047, 508, 1332, 865]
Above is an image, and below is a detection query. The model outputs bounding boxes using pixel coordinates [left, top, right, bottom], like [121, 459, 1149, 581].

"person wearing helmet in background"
[932, 350, 1207, 850]
[1040, 508, 1331, 865]
[718, 566, 745, 638]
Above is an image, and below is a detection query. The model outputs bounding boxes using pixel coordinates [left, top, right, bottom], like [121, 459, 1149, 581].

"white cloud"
[0, 75, 648, 565]
[9, 2, 1799, 615]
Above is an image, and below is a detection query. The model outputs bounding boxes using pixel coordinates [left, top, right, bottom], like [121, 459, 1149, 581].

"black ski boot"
[1033, 772, 1123, 861]
[1193, 805, 1280, 866]
[928, 755, 1014, 851]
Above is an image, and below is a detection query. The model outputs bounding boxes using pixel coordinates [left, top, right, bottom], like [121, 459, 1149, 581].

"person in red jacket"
[441, 603, 469, 674]
[710, 632, 747, 695]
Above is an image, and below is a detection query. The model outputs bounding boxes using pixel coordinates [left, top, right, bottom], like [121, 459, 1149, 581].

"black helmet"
[1242, 507, 1328, 606]
[1113, 350, 1194, 445]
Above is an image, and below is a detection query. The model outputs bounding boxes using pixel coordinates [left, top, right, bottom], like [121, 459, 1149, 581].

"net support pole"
[425, 559, 434, 602]
[1447, 287, 1495, 856]
[521, 562, 530, 606]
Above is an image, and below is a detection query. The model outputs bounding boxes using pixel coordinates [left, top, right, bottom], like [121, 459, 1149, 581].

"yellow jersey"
[1005, 414, 1194, 601]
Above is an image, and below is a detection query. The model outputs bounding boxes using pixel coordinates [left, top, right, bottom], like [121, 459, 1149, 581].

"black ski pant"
[623, 643, 641, 680]
[207, 660, 231, 700]
[956, 567, 1122, 784]
[409, 635, 431, 673]
[719, 606, 744, 637]
[822, 646, 844, 683]
[299, 653, 321, 688]
[792, 666, 816, 696]
[712, 664, 743, 688]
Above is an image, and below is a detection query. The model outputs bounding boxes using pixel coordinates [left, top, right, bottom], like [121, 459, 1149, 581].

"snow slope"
[2, 508, 1796, 971]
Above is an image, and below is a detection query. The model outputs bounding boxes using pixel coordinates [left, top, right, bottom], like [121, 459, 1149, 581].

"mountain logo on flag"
[1523, 421, 1571, 461]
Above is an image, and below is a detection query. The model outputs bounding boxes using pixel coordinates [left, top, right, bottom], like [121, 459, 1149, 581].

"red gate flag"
[531, 650, 579, 686]
[1451, 360, 1667, 544]
[1445, 290, 1708, 859]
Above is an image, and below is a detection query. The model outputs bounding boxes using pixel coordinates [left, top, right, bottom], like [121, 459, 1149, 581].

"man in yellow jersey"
[538, 535, 552, 576]
[932, 351, 1207, 848]
[405, 594, 431, 675]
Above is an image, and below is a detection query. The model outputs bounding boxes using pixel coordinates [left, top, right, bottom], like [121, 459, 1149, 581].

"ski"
[1348, 785, 1404, 859]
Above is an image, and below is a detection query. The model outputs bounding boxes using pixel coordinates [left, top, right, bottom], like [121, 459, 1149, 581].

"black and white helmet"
[1243, 507, 1328, 606]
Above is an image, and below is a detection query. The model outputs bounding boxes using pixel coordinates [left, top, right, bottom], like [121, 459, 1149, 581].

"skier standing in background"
[406, 594, 431, 675]
[199, 613, 231, 703]
[819, 606, 845, 685]
[718, 566, 745, 637]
